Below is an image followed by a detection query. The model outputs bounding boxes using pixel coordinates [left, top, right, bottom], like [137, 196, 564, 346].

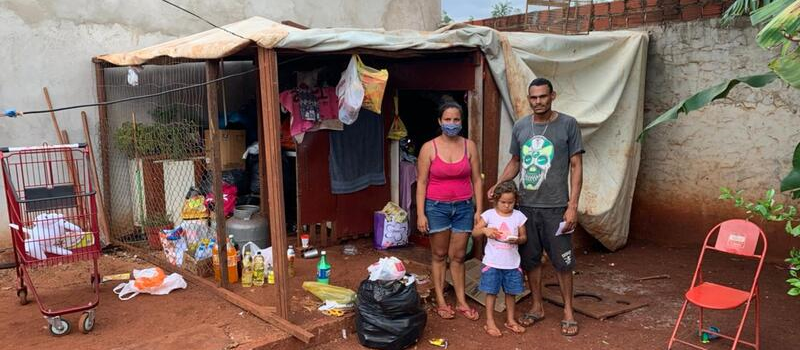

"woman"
[416, 101, 483, 320]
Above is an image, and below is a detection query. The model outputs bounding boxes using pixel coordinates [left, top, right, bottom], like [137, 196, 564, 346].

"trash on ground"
[302, 281, 356, 305]
[112, 267, 187, 300]
[101, 272, 131, 283]
[429, 338, 448, 348]
[368, 256, 406, 281]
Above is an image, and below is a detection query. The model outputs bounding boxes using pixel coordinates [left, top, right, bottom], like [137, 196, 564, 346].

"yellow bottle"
[253, 252, 265, 286]
[241, 251, 253, 288]
[211, 239, 220, 282]
[226, 235, 238, 284]
[267, 264, 275, 285]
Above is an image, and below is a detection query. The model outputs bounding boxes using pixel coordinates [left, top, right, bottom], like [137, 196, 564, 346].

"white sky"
[442, 0, 528, 22]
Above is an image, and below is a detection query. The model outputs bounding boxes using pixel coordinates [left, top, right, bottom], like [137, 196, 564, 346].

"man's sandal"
[518, 312, 544, 327]
[561, 320, 579, 336]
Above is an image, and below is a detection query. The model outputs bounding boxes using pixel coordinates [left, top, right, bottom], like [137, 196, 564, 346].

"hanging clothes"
[399, 160, 417, 213]
[279, 86, 342, 142]
[328, 109, 385, 194]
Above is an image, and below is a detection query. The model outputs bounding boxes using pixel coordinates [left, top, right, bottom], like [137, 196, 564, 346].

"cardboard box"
[204, 129, 246, 170]
[446, 259, 530, 312]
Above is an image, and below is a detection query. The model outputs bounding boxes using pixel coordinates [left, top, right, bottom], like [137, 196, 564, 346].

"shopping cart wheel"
[79, 311, 95, 334]
[16, 288, 28, 305]
[48, 317, 71, 336]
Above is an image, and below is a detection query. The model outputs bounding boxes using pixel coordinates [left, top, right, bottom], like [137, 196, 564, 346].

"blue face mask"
[441, 123, 462, 136]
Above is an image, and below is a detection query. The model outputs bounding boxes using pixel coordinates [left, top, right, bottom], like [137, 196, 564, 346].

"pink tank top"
[426, 139, 473, 202]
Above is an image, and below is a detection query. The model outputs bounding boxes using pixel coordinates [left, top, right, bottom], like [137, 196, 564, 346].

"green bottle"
[316, 250, 331, 284]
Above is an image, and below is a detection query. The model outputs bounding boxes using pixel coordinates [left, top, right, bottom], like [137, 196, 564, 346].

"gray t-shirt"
[509, 112, 584, 208]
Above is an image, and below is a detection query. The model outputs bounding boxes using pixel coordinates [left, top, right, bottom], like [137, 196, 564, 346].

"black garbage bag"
[356, 279, 427, 350]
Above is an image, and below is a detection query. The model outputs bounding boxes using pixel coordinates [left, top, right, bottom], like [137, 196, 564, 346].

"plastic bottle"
[229, 234, 242, 277]
[226, 236, 238, 284]
[267, 264, 275, 285]
[253, 252, 265, 286]
[287, 245, 296, 277]
[317, 250, 331, 284]
[210, 238, 220, 282]
[241, 251, 253, 288]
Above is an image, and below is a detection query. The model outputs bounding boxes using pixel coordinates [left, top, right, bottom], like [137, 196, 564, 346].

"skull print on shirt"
[521, 135, 554, 190]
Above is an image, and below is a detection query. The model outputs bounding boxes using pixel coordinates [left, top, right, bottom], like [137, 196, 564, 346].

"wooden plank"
[43, 88, 86, 217]
[468, 53, 484, 163]
[255, 64, 270, 221]
[94, 63, 112, 234]
[141, 158, 166, 216]
[481, 57, 501, 187]
[113, 241, 313, 343]
[206, 59, 229, 287]
[257, 48, 290, 319]
[81, 111, 111, 246]
[321, 222, 328, 248]
[541, 280, 649, 320]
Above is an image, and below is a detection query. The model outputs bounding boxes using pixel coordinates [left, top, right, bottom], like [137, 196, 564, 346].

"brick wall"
[467, 0, 731, 32]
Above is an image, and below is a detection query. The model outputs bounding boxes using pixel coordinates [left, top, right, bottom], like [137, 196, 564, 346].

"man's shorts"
[478, 265, 525, 295]
[424, 199, 474, 234]
[518, 206, 575, 272]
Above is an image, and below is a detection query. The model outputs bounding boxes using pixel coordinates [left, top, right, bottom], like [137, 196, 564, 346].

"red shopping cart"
[1, 143, 101, 336]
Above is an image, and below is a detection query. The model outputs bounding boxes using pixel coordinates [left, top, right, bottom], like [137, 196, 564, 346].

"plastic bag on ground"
[356, 279, 426, 350]
[367, 257, 406, 281]
[113, 267, 187, 300]
[336, 55, 365, 125]
[303, 281, 357, 305]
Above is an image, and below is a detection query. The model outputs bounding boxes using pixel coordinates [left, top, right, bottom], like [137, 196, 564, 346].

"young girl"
[473, 180, 528, 337]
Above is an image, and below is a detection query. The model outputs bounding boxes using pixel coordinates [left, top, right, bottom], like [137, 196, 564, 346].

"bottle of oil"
[287, 245, 296, 277]
[241, 250, 253, 288]
[226, 235, 238, 284]
[210, 238, 220, 282]
[252, 252, 265, 286]
[267, 264, 275, 285]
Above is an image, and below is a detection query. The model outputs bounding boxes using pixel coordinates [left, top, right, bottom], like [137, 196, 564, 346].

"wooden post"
[482, 57, 501, 187]
[468, 53, 484, 161]
[43, 87, 86, 218]
[81, 111, 111, 246]
[94, 62, 112, 232]
[257, 47, 289, 318]
[206, 59, 229, 287]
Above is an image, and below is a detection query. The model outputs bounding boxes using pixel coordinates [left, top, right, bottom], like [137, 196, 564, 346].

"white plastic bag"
[336, 55, 365, 125]
[113, 268, 187, 301]
[241, 241, 273, 267]
[367, 257, 407, 281]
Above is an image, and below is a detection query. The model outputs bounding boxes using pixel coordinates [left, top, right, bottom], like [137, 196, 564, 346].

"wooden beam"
[113, 241, 313, 343]
[280, 20, 309, 29]
[257, 48, 290, 319]
[468, 52, 484, 174]
[482, 57, 501, 188]
[206, 60, 229, 287]
[255, 62, 270, 223]
[94, 63, 112, 234]
[81, 111, 111, 246]
[44, 88, 87, 221]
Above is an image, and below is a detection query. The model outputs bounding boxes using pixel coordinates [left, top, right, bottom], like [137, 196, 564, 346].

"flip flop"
[434, 304, 455, 319]
[518, 312, 544, 327]
[561, 320, 579, 337]
[455, 305, 480, 321]
[504, 322, 526, 334]
[484, 324, 503, 338]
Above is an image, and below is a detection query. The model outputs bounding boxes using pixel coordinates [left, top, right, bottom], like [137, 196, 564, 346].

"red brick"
[644, 10, 664, 22]
[627, 0, 643, 9]
[538, 10, 549, 22]
[594, 3, 609, 15]
[612, 15, 628, 27]
[663, 6, 680, 15]
[646, 0, 660, 6]
[627, 13, 645, 26]
[661, 0, 679, 6]
[593, 17, 610, 30]
[577, 4, 593, 16]
[681, 4, 702, 20]
[702, 2, 723, 17]
[610, 1, 626, 14]
[679, 0, 697, 5]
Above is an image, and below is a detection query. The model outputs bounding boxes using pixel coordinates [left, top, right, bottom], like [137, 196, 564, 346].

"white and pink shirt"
[480, 209, 527, 269]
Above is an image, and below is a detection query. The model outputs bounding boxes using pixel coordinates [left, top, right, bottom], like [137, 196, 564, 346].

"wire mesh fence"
[98, 58, 259, 278]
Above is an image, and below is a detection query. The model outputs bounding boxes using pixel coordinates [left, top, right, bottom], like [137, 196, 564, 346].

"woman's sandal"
[483, 325, 503, 337]
[455, 305, 480, 321]
[434, 304, 455, 319]
[504, 322, 526, 334]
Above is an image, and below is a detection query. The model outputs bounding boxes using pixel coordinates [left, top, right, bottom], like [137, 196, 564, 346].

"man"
[487, 78, 584, 336]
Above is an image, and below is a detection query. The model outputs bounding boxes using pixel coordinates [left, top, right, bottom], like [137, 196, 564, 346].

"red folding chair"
[668, 219, 767, 349]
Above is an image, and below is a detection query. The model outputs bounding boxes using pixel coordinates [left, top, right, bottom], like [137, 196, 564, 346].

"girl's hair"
[493, 180, 518, 201]
[438, 101, 463, 119]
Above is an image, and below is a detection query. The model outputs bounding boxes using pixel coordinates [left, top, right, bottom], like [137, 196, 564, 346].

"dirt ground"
[1, 237, 799, 350]
[0, 249, 286, 350]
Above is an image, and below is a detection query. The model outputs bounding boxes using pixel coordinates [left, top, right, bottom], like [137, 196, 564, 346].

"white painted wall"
[0, 0, 441, 243]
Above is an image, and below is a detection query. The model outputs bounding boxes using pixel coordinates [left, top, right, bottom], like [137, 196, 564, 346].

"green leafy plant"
[719, 187, 800, 295]
[113, 116, 200, 159]
[140, 212, 173, 228]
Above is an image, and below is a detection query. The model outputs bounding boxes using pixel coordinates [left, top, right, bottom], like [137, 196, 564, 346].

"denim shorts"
[424, 198, 474, 234]
[479, 265, 525, 295]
